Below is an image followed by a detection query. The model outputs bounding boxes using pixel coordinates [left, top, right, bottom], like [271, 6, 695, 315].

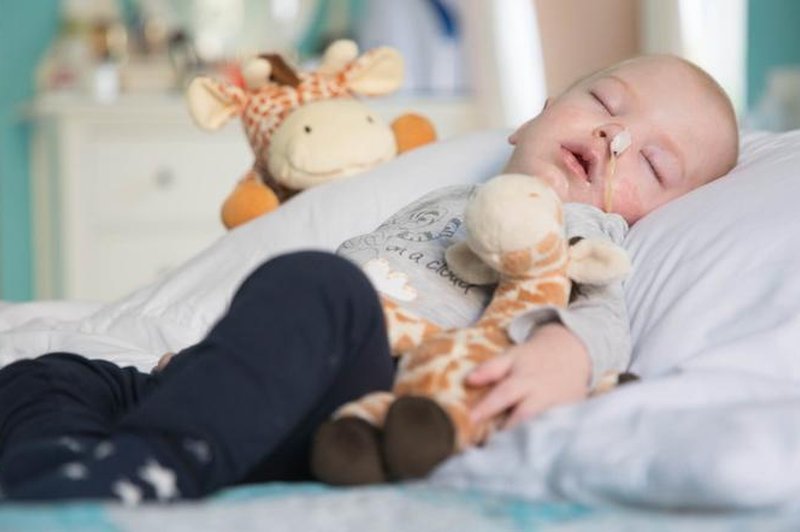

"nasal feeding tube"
[603, 129, 632, 212]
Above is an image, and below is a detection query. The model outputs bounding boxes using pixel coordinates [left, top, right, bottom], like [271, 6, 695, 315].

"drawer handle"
[154, 168, 176, 189]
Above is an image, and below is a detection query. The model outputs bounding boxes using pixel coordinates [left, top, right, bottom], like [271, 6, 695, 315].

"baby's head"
[504, 55, 738, 224]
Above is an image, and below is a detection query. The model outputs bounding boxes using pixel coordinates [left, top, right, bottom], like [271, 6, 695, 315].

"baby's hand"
[152, 352, 174, 373]
[467, 324, 591, 429]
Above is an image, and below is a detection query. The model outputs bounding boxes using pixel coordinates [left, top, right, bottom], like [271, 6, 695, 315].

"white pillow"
[70, 130, 513, 367]
[625, 130, 800, 381]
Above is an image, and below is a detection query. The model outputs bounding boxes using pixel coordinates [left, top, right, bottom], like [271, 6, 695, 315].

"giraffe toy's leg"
[310, 392, 395, 486]
[381, 394, 499, 481]
[381, 396, 457, 480]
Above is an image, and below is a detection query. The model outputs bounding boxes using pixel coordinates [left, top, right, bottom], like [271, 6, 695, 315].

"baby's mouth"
[560, 145, 594, 183]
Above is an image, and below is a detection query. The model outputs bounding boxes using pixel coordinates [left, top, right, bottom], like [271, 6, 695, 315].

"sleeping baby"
[0, 55, 739, 501]
[311, 54, 739, 484]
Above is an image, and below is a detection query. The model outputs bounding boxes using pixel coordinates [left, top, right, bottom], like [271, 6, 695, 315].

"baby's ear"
[445, 242, 499, 285]
[567, 238, 630, 285]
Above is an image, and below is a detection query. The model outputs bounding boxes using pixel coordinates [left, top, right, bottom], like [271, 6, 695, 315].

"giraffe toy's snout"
[268, 99, 398, 189]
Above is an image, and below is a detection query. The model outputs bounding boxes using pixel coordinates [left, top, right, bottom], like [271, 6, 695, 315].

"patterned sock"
[0, 436, 99, 490]
[5, 433, 204, 504]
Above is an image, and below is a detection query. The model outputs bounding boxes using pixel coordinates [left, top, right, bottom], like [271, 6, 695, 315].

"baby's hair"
[676, 57, 740, 179]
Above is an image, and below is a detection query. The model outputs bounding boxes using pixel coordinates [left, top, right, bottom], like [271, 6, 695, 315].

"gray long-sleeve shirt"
[336, 185, 631, 386]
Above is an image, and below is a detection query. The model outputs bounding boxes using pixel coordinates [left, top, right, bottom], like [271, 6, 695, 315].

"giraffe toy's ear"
[345, 47, 404, 96]
[567, 238, 631, 285]
[445, 241, 500, 285]
[186, 77, 247, 131]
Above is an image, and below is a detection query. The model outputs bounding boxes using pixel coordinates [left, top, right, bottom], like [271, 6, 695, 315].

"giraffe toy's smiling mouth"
[286, 156, 391, 182]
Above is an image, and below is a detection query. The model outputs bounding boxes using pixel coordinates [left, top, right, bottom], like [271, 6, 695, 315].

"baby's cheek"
[609, 178, 644, 222]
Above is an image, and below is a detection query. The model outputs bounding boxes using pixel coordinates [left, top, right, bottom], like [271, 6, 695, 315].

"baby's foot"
[0, 435, 99, 490]
[4, 434, 199, 504]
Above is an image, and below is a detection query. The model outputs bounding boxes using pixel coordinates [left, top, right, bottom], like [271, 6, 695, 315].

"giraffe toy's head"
[187, 40, 406, 186]
[447, 174, 630, 286]
[186, 40, 437, 229]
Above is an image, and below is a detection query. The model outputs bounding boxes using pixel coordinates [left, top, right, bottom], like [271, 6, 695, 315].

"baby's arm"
[470, 203, 632, 427]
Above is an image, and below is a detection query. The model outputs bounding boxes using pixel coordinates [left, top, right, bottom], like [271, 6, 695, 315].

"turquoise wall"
[747, 0, 800, 107]
[0, 2, 59, 300]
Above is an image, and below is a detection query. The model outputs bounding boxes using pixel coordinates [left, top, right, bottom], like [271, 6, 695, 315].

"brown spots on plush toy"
[403, 337, 455, 372]
[481, 327, 509, 348]
[484, 298, 527, 318]
[537, 281, 570, 308]
[537, 232, 560, 256]
[501, 250, 532, 276]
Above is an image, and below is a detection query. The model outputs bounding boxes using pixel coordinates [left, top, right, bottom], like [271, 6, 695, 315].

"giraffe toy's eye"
[304, 125, 312, 133]
[366, 115, 374, 124]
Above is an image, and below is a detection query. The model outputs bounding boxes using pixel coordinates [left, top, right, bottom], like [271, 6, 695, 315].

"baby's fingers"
[503, 395, 551, 430]
[466, 353, 514, 387]
[470, 379, 526, 423]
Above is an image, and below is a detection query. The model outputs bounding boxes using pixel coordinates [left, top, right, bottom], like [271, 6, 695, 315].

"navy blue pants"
[0, 251, 393, 501]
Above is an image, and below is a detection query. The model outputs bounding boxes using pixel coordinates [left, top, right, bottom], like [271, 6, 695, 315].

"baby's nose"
[592, 123, 629, 159]
[593, 123, 626, 141]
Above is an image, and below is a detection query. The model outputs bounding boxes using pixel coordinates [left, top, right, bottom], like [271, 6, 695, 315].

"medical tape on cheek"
[604, 130, 632, 212]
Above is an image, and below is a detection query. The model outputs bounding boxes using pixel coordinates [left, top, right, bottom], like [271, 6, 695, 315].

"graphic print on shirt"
[338, 185, 493, 329]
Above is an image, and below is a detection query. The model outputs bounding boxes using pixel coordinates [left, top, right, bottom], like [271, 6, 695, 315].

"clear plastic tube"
[604, 130, 631, 212]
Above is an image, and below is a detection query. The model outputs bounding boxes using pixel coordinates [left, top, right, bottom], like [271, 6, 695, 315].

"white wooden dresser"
[29, 92, 479, 302]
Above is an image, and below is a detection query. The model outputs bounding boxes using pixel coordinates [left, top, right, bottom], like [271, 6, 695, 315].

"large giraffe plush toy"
[311, 174, 631, 485]
[187, 40, 437, 229]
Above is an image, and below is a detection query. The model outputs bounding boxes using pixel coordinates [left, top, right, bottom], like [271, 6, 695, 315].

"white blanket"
[430, 370, 800, 510]
[3, 129, 800, 510]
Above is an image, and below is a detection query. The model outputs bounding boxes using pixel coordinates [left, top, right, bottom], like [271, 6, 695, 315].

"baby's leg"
[6, 251, 393, 502]
[0, 353, 152, 493]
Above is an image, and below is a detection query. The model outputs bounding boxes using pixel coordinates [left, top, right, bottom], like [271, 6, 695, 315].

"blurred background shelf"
[28, 91, 480, 301]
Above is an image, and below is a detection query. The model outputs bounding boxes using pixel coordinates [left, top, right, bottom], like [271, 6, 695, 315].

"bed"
[3, 128, 800, 530]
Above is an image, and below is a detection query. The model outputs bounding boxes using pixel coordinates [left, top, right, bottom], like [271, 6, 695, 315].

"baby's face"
[504, 56, 737, 224]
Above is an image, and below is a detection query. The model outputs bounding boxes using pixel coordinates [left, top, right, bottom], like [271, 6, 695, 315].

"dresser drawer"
[84, 124, 252, 228]
[79, 227, 225, 301]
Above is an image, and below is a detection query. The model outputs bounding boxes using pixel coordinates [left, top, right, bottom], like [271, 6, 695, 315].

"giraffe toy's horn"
[242, 57, 272, 90]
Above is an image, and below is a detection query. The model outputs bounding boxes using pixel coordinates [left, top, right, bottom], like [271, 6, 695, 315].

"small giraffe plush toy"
[311, 174, 631, 485]
[187, 39, 437, 229]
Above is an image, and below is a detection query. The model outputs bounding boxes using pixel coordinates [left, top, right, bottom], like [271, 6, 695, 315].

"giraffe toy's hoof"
[383, 396, 455, 480]
[617, 372, 640, 384]
[310, 417, 387, 485]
